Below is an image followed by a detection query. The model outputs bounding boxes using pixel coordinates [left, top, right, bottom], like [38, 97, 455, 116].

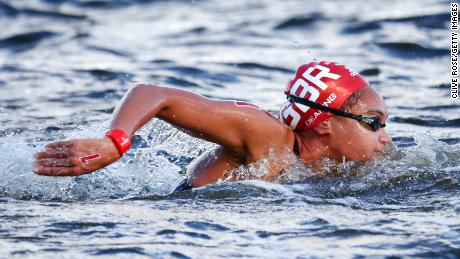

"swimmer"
[33, 60, 392, 191]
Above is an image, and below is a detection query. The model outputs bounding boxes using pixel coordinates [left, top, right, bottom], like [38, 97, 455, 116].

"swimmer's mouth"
[374, 146, 385, 155]
[378, 143, 401, 159]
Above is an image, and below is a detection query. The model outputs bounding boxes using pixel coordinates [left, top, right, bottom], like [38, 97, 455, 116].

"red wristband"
[105, 129, 131, 156]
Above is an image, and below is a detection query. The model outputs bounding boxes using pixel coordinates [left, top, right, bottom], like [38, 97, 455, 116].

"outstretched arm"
[33, 84, 284, 176]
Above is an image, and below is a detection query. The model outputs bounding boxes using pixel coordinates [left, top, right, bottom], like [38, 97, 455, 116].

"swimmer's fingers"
[34, 158, 78, 167]
[33, 137, 119, 177]
[33, 166, 84, 176]
[34, 150, 71, 159]
[45, 140, 75, 149]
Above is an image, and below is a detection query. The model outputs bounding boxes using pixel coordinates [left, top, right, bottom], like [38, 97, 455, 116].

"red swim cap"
[278, 60, 368, 131]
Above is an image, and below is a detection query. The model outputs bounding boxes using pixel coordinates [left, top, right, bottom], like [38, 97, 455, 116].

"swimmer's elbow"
[129, 83, 169, 107]
[130, 83, 173, 108]
[131, 83, 164, 93]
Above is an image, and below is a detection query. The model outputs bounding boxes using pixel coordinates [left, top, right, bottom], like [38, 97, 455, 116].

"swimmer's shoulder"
[232, 101, 292, 163]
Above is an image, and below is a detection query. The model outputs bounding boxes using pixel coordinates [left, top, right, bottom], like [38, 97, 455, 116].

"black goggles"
[287, 94, 386, 131]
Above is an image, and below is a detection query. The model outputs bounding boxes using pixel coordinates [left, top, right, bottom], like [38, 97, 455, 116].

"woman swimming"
[33, 60, 392, 189]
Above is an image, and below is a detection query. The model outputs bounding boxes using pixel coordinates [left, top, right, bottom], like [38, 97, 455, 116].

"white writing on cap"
[305, 93, 337, 126]
[288, 78, 319, 112]
[281, 103, 301, 128]
[302, 64, 341, 90]
[282, 64, 341, 129]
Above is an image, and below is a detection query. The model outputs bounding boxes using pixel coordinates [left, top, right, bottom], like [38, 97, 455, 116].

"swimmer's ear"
[311, 119, 332, 136]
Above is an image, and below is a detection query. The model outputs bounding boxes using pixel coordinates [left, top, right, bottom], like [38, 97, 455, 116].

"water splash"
[1, 126, 458, 202]
[0, 119, 216, 201]
[275, 133, 460, 202]
[220, 133, 460, 203]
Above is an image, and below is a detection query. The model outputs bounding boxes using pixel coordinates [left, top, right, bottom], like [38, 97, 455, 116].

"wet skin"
[33, 84, 391, 188]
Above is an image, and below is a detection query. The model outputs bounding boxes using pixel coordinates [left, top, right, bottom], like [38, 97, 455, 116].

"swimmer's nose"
[379, 129, 392, 145]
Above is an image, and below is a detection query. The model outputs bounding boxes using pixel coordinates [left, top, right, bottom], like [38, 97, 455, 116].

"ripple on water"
[391, 116, 460, 127]
[273, 13, 324, 30]
[73, 69, 134, 81]
[377, 12, 451, 29]
[220, 62, 294, 74]
[0, 31, 59, 52]
[89, 247, 147, 256]
[150, 75, 202, 88]
[0, 1, 19, 15]
[0, 1, 87, 19]
[185, 221, 230, 232]
[396, 104, 460, 111]
[162, 65, 240, 83]
[85, 44, 132, 58]
[359, 68, 381, 76]
[47, 221, 118, 230]
[157, 229, 212, 240]
[376, 42, 449, 59]
[342, 21, 382, 33]
[343, 12, 450, 34]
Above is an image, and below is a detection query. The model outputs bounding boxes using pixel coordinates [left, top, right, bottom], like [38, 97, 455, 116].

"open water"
[0, 0, 459, 258]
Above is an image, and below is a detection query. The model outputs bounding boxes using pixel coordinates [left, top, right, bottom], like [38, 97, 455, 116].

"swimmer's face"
[328, 86, 392, 161]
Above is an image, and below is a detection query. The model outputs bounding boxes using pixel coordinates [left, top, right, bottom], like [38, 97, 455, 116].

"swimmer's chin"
[370, 149, 390, 160]
[354, 152, 383, 162]
[369, 149, 398, 161]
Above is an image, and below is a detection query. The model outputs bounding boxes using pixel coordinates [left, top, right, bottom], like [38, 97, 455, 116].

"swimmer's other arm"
[33, 84, 283, 177]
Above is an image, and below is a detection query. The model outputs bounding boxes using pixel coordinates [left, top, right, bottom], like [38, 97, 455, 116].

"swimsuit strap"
[173, 178, 193, 192]
[293, 136, 300, 157]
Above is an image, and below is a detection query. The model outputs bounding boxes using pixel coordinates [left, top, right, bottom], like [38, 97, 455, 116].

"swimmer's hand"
[33, 137, 120, 176]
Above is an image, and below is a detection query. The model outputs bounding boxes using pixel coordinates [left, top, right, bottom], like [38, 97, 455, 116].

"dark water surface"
[0, 0, 459, 257]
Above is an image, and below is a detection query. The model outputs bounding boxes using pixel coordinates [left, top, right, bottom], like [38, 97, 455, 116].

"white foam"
[0, 119, 216, 201]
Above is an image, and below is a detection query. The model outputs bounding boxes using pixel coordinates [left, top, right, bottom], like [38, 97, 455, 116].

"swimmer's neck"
[294, 129, 339, 163]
